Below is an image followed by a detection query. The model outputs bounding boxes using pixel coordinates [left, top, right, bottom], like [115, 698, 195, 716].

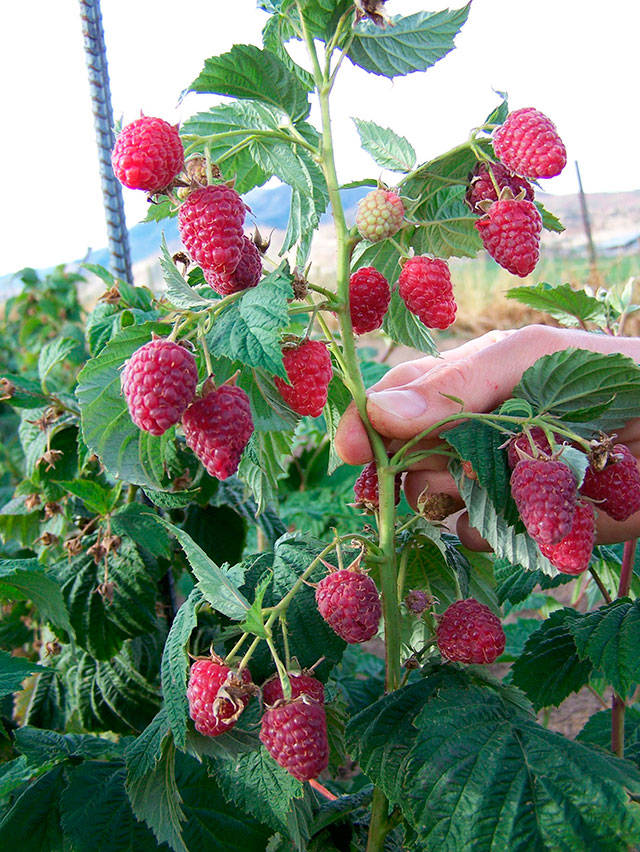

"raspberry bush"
[1, 3, 640, 851]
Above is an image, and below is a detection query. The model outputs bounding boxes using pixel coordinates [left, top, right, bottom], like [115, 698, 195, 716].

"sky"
[2, 0, 640, 275]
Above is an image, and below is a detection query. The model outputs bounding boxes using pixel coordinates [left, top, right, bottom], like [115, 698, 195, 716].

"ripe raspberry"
[356, 189, 404, 242]
[121, 338, 198, 436]
[510, 458, 577, 545]
[397, 256, 457, 329]
[187, 659, 253, 737]
[465, 161, 534, 214]
[178, 185, 246, 275]
[262, 672, 325, 707]
[203, 236, 262, 295]
[316, 569, 381, 644]
[111, 116, 184, 193]
[493, 107, 567, 180]
[353, 461, 401, 511]
[274, 340, 333, 418]
[538, 501, 595, 575]
[580, 444, 640, 521]
[260, 697, 329, 781]
[475, 198, 542, 277]
[506, 427, 553, 469]
[182, 383, 254, 480]
[349, 267, 391, 334]
[436, 598, 505, 664]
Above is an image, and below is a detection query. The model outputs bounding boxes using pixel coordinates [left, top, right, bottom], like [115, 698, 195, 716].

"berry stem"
[588, 566, 613, 605]
[224, 631, 250, 665]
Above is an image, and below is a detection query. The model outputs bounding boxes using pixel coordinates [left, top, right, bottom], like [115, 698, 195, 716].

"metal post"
[79, 0, 133, 282]
[575, 160, 598, 273]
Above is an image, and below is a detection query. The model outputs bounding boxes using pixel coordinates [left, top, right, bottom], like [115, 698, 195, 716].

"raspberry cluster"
[178, 184, 247, 276]
[467, 107, 566, 277]
[315, 568, 381, 644]
[349, 267, 391, 334]
[437, 598, 505, 664]
[397, 256, 457, 329]
[112, 116, 184, 193]
[203, 236, 262, 295]
[182, 381, 254, 480]
[121, 338, 198, 436]
[187, 659, 253, 737]
[260, 697, 329, 781]
[355, 188, 404, 243]
[274, 339, 333, 418]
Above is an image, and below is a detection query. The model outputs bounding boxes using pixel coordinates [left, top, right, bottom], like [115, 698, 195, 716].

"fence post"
[79, 0, 133, 283]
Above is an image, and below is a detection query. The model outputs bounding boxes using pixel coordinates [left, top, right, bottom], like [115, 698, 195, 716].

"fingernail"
[367, 388, 428, 419]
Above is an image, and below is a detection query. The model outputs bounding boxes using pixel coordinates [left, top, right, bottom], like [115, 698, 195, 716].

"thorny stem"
[293, 13, 401, 849]
[611, 539, 637, 757]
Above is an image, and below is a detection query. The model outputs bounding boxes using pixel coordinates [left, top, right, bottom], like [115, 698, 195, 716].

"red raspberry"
[274, 340, 333, 418]
[349, 267, 391, 334]
[355, 188, 404, 242]
[187, 659, 253, 737]
[260, 697, 329, 781]
[492, 107, 567, 180]
[538, 501, 595, 575]
[178, 185, 246, 275]
[203, 236, 262, 296]
[397, 256, 457, 329]
[353, 461, 401, 511]
[437, 598, 505, 664]
[121, 338, 198, 436]
[475, 198, 542, 277]
[315, 569, 381, 644]
[506, 427, 553, 469]
[262, 672, 325, 707]
[111, 116, 184, 193]
[182, 383, 254, 480]
[510, 458, 577, 545]
[465, 161, 534, 214]
[580, 444, 640, 521]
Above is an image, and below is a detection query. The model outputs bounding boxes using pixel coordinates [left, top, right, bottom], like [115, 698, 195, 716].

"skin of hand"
[335, 325, 640, 549]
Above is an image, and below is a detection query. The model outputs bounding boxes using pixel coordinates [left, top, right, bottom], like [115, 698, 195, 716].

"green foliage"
[348, 666, 640, 850]
[352, 119, 416, 172]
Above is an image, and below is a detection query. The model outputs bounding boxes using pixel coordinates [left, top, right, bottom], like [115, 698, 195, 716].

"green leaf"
[238, 570, 272, 637]
[238, 430, 295, 515]
[514, 348, 640, 435]
[410, 184, 482, 258]
[578, 705, 640, 769]
[74, 642, 161, 734]
[352, 118, 416, 172]
[126, 731, 187, 852]
[14, 727, 123, 766]
[261, 12, 315, 90]
[510, 608, 593, 709]
[0, 650, 42, 698]
[535, 201, 565, 234]
[569, 599, 640, 700]
[111, 503, 171, 559]
[381, 290, 438, 354]
[155, 518, 250, 619]
[159, 238, 216, 311]
[76, 322, 176, 489]
[212, 747, 304, 836]
[500, 618, 542, 662]
[187, 44, 310, 122]
[452, 461, 558, 576]
[54, 538, 158, 659]
[352, 238, 403, 282]
[443, 418, 519, 524]
[506, 282, 608, 327]
[494, 558, 572, 606]
[0, 766, 66, 851]
[161, 589, 203, 750]
[347, 666, 640, 850]
[60, 761, 161, 852]
[348, 6, 470, 78]
[207, 264, 293, 377]
[0, 373, 49, 409]
[58, 478, 118, 515]
[0, 558, 71, 634]
[37, 337, 80, 390]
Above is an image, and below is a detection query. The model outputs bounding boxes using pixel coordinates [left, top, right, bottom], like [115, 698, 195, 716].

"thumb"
[365, 325, 560, 440]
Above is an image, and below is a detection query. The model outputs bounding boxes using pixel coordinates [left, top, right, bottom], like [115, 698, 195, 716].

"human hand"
[335, 325, 640, 548]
